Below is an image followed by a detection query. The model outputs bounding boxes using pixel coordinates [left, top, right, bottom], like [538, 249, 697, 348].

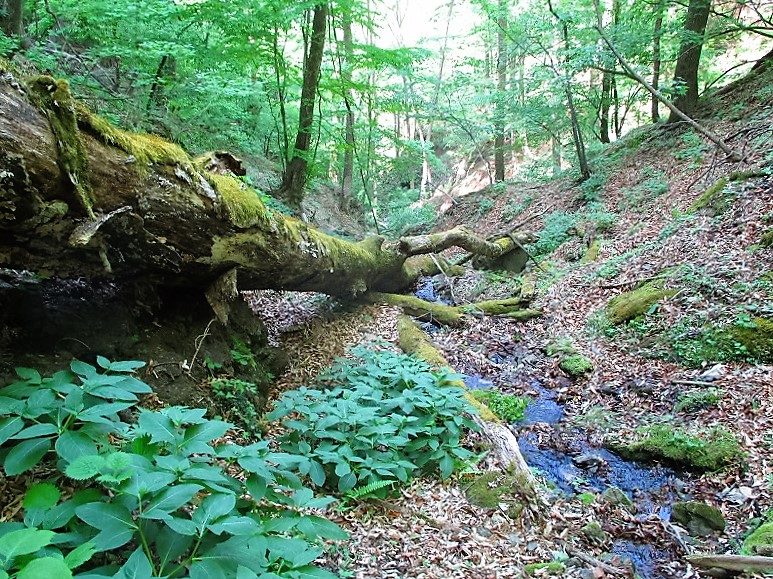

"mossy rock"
[464, 472, 511, 508]
[524, 562, 566, 576]
[602, 486, 634, 510]
[689, 177, 733, 215]
[606, 280, 677, 325]
[730, 317, 773, 363]
[609, 425, 744, 472]
[742, 522, 773, 555]
[559, 354, 593, 377]
[761, 229, 773, 248]
[672, 501, 726, 536]
[582, 521, 607, 544]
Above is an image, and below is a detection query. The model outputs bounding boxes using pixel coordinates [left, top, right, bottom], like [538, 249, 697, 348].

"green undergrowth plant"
[269, 347, 480, 497]
[470, 390, 528, 423]
[0, 358, 344, 578]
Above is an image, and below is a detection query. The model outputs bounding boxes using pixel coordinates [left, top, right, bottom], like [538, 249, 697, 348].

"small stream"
[464, 374, 678, 577]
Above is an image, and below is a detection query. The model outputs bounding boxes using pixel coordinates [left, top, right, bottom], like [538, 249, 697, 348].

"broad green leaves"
[271, 347, 480, 498]
[0, 358, 346, 579]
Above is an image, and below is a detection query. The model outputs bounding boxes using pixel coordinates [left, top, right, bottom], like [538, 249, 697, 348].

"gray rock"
[672, 501, 726, 536]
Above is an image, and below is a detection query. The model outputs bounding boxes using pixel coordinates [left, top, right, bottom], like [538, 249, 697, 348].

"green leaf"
[207, 515, 259, 536]
[137, 411, 177, 443]
[65, 455, 105, 480]
[337, 472, 357, 493]
[295, 516, 349, 541]
[4, 437, 51, 475]
[55, 431, 99, 463]
[182, 420, 232, 454]
[75, 502, 136, 551]
[108, 360, 146, 373]
[190, 559, 229, 579]
[15, 367, 41, 384]
[308, 461, 326, 486]
[439, 453, 455, 479]
[78, 402, 134, 422]
[155, 526, 193, 569]
[141, 484, 202, 520]
[0, 416, 24, 446]
[164, 516, 198, 536]
[0, 528, 55, 559]
[17, 556, 72, 579]
[24, 483, 61, 510]
[115, 547, 153, 579]
[290, 566, 340, 579]
[12, 423, 58, 439]
[70, 360, 97, 379]
[63, 541, 96, 569]
[96, 355, 111, 370]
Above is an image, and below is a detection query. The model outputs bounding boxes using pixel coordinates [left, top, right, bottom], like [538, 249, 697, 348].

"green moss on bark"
[742, 522, 773, 555]
[689, 177, 731, 214]
[28, 76, 94, 219]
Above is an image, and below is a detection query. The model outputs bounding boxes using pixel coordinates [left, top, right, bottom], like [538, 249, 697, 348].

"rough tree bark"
[0, 0, 23, 38]
[668, 0, 712, 122]
[278, 4, 328, 211]
[0, 71, 529, 302]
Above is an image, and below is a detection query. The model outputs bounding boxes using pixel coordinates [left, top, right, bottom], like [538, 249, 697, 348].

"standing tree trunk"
[651, 2, 664, 122]
[600, 70, 612, 143]
[493, 0, 507, 183]
[279, 4, 328, 212]
[0, 0, 23, 38]
[668, 0, 712, 122]
[548, 0, 590, 181]
[339, 8, 355, 210]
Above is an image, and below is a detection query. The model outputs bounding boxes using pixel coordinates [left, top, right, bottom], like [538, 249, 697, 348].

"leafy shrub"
[532, 211, 577, 256]
[0, 358, 344, 578]
[579, 172, 607, 203]
[674, 389, 722, 413]
[470, 390, 528, 423]
[269, 347, 479, 496]
[209, 377, 264, 438]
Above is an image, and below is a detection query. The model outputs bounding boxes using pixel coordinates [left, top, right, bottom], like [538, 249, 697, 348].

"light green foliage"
[269, 347, 480, 496]
[476, 197, 494, 218]
[577, 492, 596, 506]
[382, 191, 437, 237]
[210, 378, 264, 438]
[673, 132, 711, 166]
[502, 195, 534, 222]
[559, 354, 593, 377]
[470, 390, 528, 423]
[532, 211, 577, 256]
[675, 388, 722, 413]
[546, 337, 576, 356]
[610, 425, 744, 472]
[0, 357, 344, 578]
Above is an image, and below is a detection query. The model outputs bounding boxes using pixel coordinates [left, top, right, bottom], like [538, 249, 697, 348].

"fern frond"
[346, 479, 395, 500]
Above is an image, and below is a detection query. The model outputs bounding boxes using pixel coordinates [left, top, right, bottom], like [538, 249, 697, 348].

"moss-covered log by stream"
[0, 72, 533, 302]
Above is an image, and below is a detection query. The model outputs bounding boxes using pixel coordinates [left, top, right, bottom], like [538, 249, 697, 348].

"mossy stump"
[730, 317, 773, 363]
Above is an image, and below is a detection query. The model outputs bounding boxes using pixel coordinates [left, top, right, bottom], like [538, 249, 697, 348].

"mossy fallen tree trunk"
[364, 292, 542, 326]
[0, 72, 531, 300]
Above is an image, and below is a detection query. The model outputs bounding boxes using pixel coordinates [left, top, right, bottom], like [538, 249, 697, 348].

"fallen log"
[687, 554, 773, 573]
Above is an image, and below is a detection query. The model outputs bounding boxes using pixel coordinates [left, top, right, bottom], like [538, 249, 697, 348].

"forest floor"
[253, 67, 773, 578]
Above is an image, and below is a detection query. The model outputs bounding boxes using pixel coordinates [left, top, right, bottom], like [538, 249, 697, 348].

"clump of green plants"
[269, 347, 480, 496]
[476, 196, 494, 217]
[619, 169, 670, 211]
[210, 377, 265, 438]
[0, 358, 344, 578]
[673, 132, 711, 166]
[609, 424, 744, 472]
[525, 561, 566, 576]
[531, 211, 577, 256]
[470, 389, 528, 423]
[674, 388, 722, 413]
[502, 195, 534, 222]
[546, 336, 577, 357]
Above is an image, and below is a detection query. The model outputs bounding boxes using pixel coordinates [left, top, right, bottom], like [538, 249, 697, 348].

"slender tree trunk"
[279, 4, 328, 212]
[548, 0, 590, 180]
[600, 71, 612, 143]
[551, 135, 562, 176]
[493, 0, 507, 183]
[668, 0, 712, 122]
[652, 2, 664, 122]
[339, 9, 355, 209]
[1, 0, 23, 40]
